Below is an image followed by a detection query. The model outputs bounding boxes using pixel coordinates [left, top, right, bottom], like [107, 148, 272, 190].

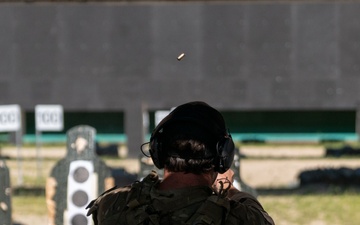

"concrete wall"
[1, 2, 360, 156]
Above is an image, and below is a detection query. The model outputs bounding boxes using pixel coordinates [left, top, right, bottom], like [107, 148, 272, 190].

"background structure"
[1, 1, 360, 156]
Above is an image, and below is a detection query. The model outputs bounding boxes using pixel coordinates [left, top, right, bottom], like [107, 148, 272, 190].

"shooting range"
[1, 1, 360, 224]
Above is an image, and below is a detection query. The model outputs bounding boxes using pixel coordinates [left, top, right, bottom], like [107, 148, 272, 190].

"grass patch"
[12, 195, 47, 216]
[6, 158, 59, 188]
[259, 194, 360, 225]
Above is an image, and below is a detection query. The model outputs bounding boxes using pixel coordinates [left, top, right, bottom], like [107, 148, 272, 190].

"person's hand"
[212, 169, 234, 195]
[216, 169, 234, 183]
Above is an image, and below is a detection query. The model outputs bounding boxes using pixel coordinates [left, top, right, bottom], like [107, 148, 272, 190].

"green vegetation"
[12, 195, 47, 216]
[259, 194, 360, 225]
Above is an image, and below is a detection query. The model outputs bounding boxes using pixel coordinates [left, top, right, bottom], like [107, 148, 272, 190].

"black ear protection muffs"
[214, 132, 235, 173]
[147, 101, 235, 174]
[149, 129, 165, 170]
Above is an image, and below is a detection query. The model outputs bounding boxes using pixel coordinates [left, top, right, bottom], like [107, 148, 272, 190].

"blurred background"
[1, 0, 360, 225]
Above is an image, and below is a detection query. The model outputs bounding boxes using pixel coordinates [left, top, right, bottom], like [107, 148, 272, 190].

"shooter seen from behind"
[87, 101, 275, 225]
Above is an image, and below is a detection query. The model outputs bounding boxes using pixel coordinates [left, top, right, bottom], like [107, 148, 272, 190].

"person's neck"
[158, 170, 216, 190]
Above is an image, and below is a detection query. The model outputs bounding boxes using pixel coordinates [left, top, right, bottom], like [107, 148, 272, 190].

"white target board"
[0, 104, 21, 132]
[35, 105, 64, 131]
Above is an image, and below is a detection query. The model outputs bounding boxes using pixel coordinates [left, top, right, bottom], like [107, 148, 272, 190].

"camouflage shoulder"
[227, 192, 275, 225]
[86, 185, 131, 217]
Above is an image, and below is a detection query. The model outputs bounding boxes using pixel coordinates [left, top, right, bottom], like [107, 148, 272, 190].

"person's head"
[148, 101, 235, 174]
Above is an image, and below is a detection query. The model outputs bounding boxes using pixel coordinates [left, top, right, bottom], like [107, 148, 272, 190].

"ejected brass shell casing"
[177, 53, 185, 61]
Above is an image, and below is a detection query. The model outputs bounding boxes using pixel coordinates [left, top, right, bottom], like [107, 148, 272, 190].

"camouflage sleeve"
[86, 186, 131, 225]
[228, 191, 275, 225]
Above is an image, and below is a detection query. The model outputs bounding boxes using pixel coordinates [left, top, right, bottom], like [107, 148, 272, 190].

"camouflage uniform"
[87, 171, 274, 225]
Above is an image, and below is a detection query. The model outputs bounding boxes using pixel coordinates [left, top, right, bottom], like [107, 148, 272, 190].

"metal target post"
[35, 105, 64, 182]
[16, 125, 23, 186]
[0, 105, 23, 186]
[35, 128, 42, 182]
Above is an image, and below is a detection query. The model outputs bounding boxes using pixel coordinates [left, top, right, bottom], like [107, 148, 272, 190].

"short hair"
[163, 134, 215, 174]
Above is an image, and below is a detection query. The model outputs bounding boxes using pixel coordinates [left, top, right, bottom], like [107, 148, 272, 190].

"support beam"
[125, 104, 147, 158]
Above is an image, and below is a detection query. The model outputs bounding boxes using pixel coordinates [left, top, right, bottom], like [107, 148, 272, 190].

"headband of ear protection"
[148, 101, 235, 174]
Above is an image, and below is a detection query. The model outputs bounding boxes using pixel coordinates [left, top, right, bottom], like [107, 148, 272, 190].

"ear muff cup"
[149, 136, 165, 169]
[214, 135, 235, 174]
